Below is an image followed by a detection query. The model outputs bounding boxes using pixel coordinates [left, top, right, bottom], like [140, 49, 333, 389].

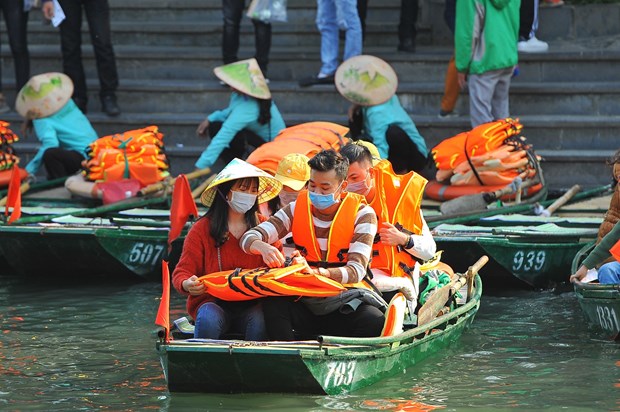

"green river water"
[0, 275, 617, 411]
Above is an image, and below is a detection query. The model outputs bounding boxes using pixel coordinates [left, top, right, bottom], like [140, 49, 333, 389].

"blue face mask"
[308, 182, 343, 210]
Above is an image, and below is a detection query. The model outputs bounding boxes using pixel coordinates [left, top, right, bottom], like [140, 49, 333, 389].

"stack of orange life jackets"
[82, 125, 169, 186]
[0, 121, 20, 172]
[432, 118, 539, 187]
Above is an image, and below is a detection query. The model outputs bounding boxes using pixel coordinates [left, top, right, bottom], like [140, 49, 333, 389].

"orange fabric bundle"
[83, 126, 169, 186]
[431, 118, 539, 187]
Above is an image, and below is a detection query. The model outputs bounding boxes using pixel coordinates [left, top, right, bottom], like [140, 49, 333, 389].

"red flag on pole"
[168, 174, 199, 246]
[155, 260, 172, 342]
[5, 165, 22, 224]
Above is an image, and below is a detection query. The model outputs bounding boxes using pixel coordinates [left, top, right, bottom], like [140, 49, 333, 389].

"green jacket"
[583, 223, 620, 269]
[455, 0, 520, 75]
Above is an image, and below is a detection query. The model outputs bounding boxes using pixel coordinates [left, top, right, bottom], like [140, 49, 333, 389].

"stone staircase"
[1, 0, 618, 188]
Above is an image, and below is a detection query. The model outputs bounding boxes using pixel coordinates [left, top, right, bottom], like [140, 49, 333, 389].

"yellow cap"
[274, 153, 311, 191]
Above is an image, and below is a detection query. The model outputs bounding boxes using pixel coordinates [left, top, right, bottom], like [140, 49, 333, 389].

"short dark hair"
[308, 149, 349, 182]
[340, 142, 373, 166]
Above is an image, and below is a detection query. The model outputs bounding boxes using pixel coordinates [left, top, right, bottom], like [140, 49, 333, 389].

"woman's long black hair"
[257, 98, 272, 125]
[205, 177, 260, 247]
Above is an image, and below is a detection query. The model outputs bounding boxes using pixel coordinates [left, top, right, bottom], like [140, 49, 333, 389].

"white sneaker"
[518, 36, 549, 53]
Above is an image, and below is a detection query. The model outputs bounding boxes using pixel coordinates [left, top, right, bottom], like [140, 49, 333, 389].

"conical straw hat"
[15, 72, 74, 119]
[201, 158, 283, 207]
[335, 55, 398, 106]
[214, 58, 271, 100]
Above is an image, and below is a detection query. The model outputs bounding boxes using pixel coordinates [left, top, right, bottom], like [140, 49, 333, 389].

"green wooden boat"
[434, 223, 598, 288]
[571, 243, 620, 339]
[156, 274, 482, 395]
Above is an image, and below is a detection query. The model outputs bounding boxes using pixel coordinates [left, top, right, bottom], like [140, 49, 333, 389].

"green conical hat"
[335, 55, 398, 106]
[214, 58, 271, 100]
[15, 72, 74, 119]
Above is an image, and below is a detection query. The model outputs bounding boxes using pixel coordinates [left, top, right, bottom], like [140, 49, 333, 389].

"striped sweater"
[241, 200, 378, 284]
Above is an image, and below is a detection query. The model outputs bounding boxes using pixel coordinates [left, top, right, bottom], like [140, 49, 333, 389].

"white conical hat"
[335, 55, 398, 106]
[200, 158, 283, 207]
[213, 58, 271, 100]
[15, 72, 74, 119]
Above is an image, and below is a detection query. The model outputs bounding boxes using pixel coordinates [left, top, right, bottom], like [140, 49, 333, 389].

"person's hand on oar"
[182, 275, 206, 295]
[570, 265, 588, 283]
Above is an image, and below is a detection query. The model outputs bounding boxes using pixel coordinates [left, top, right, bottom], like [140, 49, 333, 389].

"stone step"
[26, 0, 402, 23]
[5, 45, 620, 83]
[24, 79, 617, 116]
[16, 21, 431, 48]
[7, 111, 619, 154]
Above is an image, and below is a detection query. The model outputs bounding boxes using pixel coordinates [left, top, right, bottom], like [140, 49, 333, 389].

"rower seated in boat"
[241, 150, 385, 340]
[172, 158, 283, 340]
[17, 73, 98, 180]
[571, 222, 620, 285]
[340, 142, 437, 309]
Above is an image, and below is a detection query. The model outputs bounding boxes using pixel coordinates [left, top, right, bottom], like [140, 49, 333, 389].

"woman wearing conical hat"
[172, 158, 283, 340]
[195, 58, 286, 171]
[16, 72, 98, 179]
[335, 55, 430, 175]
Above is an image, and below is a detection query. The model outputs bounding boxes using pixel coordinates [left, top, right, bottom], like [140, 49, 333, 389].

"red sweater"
[172, 215, 277, 319]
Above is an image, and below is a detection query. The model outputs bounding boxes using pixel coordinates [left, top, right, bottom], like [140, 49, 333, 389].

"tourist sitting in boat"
[16, 72, 98, 179]
[335, 55, 429, 175]
[340, 142, 436, 306]
[261, 153, 311, 257]
[263, 153, 311, 216]
[172, 158, 283, 340]
[240, 150, 384, 340]
[194, 58, 285, 170]
[596, 149, 620, 245]
[571, 222, 620, 284]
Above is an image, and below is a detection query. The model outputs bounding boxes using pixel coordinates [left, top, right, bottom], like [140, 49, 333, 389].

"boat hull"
[574, 282, 620, 338]
[157, 276, 482, 395]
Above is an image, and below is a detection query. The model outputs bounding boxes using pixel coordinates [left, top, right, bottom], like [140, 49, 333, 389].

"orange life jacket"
[369, 160, 427, 277]
[246, 121, 349, 175]
[292, 189, 364, 268]
[611, 239, 620, 262]
[83, 126, 169, 186]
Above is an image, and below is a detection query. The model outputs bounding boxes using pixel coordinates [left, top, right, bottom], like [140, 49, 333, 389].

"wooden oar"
[139, 167, 212, 197]
[439, 177, 537, 216]
[10, 196, 167, 225]
[0, 181, 30, 207]
[417, 256, 488, 326]
[533, 184, 581, 217]
[191, 174, 217, 199]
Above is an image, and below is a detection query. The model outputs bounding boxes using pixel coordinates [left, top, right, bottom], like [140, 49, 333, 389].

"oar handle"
[139, 167, 212, 196]
[0, 182, 30, 206]
[466, 255, 489, 278]
[191, 174, 216, 199]
[545, 184, 581, 215]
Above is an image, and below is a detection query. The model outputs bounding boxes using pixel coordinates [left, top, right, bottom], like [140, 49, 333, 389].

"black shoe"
[298, 74, 335, 87]
[397, 41, 416, 53]
[101, 95, 120, 117]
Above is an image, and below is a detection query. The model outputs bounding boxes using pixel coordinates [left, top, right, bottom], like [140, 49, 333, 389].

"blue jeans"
[316, 0, 362, 76]
[598, 262, 620, 284]
[194, 301, 267, 340]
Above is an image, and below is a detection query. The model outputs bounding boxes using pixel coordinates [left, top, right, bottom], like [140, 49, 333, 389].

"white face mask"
[278, 190, 298, 207]
[227, 190, 257, 214]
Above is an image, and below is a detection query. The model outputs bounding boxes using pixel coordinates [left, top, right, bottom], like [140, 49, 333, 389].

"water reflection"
[0, 276, 618, 411]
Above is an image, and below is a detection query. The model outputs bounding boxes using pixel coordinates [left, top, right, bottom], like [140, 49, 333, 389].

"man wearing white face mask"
[241, 150, 384, 340]
[340, 142, 436, 307]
